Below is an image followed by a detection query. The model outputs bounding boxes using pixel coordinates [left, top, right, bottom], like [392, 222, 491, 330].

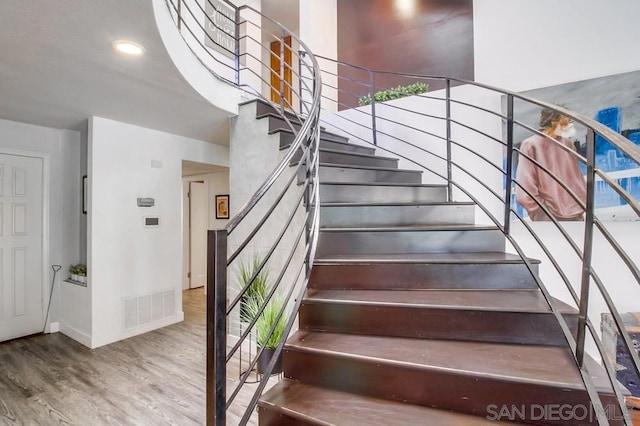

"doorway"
[270, 35, 292, 108]
[181, 161, 229, 293]
[0, 153, 44, 342]
[188, 180, 207, 289]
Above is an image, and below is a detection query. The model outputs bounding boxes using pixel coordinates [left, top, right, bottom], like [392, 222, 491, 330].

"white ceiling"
[0, 1, 232, 144]
[262, 0, 299, 40]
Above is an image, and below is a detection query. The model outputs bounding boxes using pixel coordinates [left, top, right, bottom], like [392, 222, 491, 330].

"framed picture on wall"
[215, 194, 229, 219]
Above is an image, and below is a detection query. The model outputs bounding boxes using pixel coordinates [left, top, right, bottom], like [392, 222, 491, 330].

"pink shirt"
[515, 134, 587, 220]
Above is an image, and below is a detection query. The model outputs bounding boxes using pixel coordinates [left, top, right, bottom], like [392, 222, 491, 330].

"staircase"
[255, 101, 622, 425]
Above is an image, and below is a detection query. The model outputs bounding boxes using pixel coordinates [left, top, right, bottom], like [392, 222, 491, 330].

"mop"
[43, 264, 62, 333]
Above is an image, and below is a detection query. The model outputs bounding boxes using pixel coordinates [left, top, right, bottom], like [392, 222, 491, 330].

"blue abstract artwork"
[503, 70, 640, 221]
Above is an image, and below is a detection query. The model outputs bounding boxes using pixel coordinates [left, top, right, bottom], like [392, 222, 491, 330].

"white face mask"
[554, 122, 576, 139]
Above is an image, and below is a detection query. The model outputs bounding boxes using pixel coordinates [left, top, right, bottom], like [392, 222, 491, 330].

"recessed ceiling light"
[112, 40, 145, 56]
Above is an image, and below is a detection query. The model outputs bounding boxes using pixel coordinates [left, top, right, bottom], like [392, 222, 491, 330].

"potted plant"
[236, 255, 270, 323]
[76, 264, 87, 284]
[246, 295, 287, 375]
[69, 265, 79, 282]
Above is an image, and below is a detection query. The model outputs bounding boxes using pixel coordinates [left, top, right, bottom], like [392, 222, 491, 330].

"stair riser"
[319, 151, 397, 168]
[283, 350, 620, 426]
[316, 229, 504, 256]
[320, 184, 447, 203]
[320, 204, 475, 227]
[292, 150, 397, 169]
[314, 166, 422, 184]
[255, 100, 301, 126]
[300, 303, 577, 345]
[281, 131, 374, 155]
[309, 263, 539, 290]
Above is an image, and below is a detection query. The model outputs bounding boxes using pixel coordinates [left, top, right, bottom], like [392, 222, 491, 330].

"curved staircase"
[255, 102, 622, 425]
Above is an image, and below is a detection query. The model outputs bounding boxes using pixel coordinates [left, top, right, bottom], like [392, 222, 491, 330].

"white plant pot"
[71, 273, 79, 282]
[78, 275, 87, 284]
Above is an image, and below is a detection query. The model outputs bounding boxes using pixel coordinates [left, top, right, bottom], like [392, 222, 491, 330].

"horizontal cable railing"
[165, 1, 322, 425]
[311, 54, 640, 425]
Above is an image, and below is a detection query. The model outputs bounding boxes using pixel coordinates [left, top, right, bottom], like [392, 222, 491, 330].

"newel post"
[207, 230, 227, 426]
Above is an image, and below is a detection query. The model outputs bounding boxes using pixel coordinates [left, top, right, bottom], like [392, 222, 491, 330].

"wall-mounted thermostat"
[137, 197, 155, 207]
[144, 217, 160, 227]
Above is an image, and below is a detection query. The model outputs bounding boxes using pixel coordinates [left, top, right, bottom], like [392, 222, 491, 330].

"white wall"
[323, 84, 504, 225]
[299, 0, 338, 112]
[0, 118, 82, 338]
[89, 116, 228, 348]
[474, 0, 640, 92]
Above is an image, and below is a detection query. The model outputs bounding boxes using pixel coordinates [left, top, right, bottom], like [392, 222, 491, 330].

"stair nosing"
[319, 201, 475, 207]
[320, 181, 445, 188]
[273, 126, 348, 141]
[319, 162, 422, 173]
[302, 289, 578, 315]
[258, 398, 334, 426]
[301, 297, 576, 314]
[312, 252, 542, 265]
[319, 224, 500, 232]
[260, 379, 526, 425]
[285, 331, 597, 392]
[314, 147, 397, 161]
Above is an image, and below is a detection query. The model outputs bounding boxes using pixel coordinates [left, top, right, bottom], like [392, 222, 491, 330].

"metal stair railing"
[305, 55, 640, 425]
[164, 1, 322, 425]
[164, 0, 639, 421]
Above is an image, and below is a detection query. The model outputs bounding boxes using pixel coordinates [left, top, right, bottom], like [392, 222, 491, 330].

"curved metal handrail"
[167, 2, 639, 422]
[313, 54, 640, 425]
[165, 1, 322, 425]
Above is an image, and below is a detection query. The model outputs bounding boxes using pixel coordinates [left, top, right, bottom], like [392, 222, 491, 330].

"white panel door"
[189, 181, 207, 289]
[0, 154, 44, 342]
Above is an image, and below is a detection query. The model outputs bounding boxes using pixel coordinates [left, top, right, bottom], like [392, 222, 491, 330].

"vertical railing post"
[279, 29, 286, 112]
[576, 128, 596, 367]
[445, 79, 452, 202]
[234, 7, 240, 85]
[207, 230, 227, 426]
[298, 50, 304, 115]
[177, 0, 183, 30]
[303, 127, 313, 276]
[503, 95, 515, 234]
[370, 72, 378, 146]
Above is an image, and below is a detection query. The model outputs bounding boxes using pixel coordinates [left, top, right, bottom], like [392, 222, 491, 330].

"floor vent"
[124, 290, 176, 329]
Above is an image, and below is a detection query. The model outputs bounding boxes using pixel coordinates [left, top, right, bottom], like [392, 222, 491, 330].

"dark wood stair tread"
[319, 224, 500, 232]
[319, 201, 475, 207]
[319, 162, 422, 173]
[259, 379, 523, 425]
[286, 331, 613, 393]
[320, 181, 445, 187]
[304, 289, 575, 313]
[314, 251, 541, 264]
[317, 147, 397, 161]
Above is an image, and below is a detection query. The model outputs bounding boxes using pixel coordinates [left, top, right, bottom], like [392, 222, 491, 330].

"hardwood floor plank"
[0, 288, 271, 425]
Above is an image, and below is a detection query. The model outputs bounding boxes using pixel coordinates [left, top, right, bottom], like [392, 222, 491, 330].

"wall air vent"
[123, 289, 175, 329]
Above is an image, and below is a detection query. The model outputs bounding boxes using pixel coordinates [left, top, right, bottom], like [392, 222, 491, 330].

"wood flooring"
[0, 288, 269, 425]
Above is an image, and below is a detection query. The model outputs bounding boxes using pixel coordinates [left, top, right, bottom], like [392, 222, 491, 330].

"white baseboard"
[47, 321, 60, 333]
[60, 323, 92, 348]
[90, 312, 185, 349]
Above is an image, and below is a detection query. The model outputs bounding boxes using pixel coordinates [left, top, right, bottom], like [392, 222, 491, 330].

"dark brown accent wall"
[337, 0, 474, 108]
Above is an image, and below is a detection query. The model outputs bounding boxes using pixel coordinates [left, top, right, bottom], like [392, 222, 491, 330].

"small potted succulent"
[69, 265, 80, 282]
[76, 264, 87, 284]
[69, 264, 87, 283]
